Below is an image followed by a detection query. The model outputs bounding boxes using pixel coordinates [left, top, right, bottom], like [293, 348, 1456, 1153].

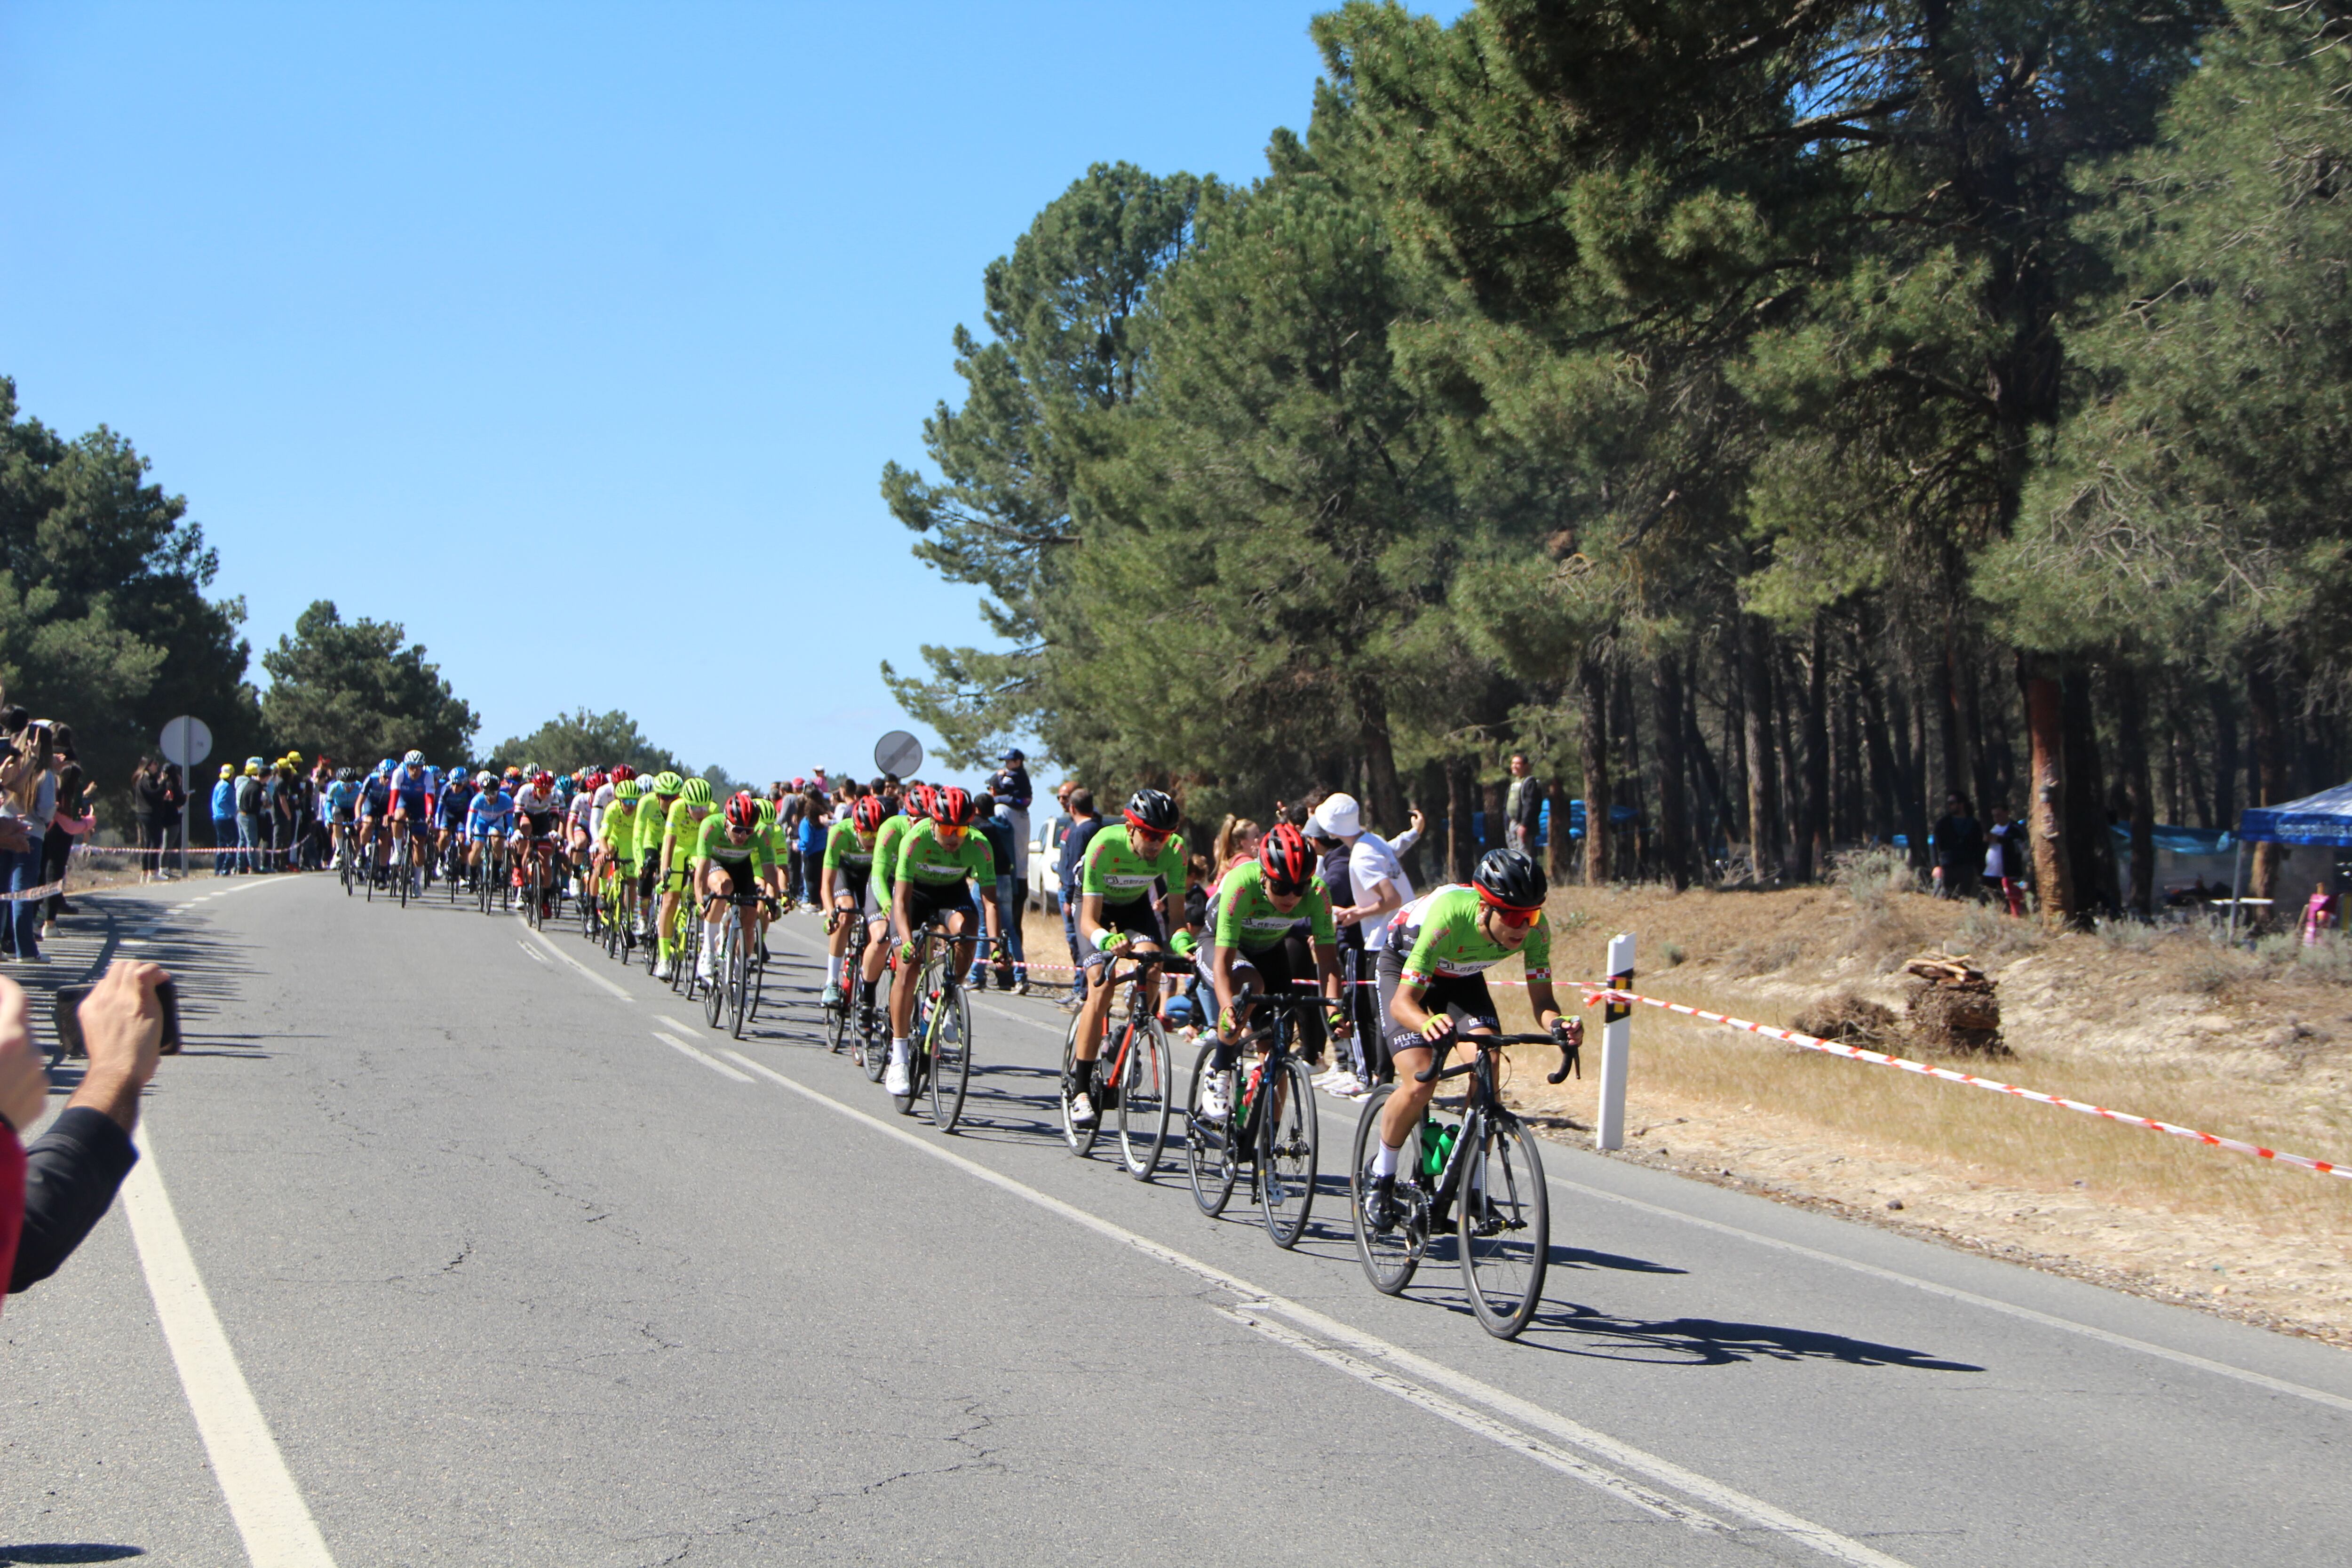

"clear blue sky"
[0, 0, 1465, 786]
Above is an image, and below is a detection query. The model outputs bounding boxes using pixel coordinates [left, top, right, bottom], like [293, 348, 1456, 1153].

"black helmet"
[1472, 847, 1546, 911]
[1123, 788, 1177, 834]
[336, 766, 357, 782]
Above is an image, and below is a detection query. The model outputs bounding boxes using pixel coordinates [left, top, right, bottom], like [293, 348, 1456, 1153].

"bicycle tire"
[1183, 1040, 1239, 1218]
[399, 840, 413, 907]
[704, 924, 728, 1027]
[1115, 1017, 1171, 1181]
[1350, 1084, 1429, 1295]
[1459, 1113, 1550, 1339]
[927, 980, 970, 1131]
[365, 848, 377, 902]
[1260, 1053, 1319, 1249]
[732, 935, 758, 1038]
[893, 947, 940, 1116]
[1058, 1014, 1100, 1156]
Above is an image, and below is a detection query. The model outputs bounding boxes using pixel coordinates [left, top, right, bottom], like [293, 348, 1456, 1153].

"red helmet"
[853, 794, 886, 833]
[610, 764, 636, 783]
[1260, 822, 1316, 893]
[930, 786, 976, 827]
[580, 770, 604, 792]
[724, 790, 761, 831]
[530, 770, 553, 791]
[910, 784, 938, 819]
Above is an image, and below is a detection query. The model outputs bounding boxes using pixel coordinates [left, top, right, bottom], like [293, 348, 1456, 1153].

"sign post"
[159, 716, 214, 879]
[1596, 931, 1634, 1152]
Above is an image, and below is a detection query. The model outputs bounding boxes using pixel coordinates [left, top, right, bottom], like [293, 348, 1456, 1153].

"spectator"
[41, 724, 90, 934]
[0, 722, 56, 962]
[1505, 752, 1544, 854]
[1984, 805, 2026, 916]
[1212, 814, 1263, 875]
[210, 764, 238, 875]
[985, 748, 1034, 911]
[966, 793, 1025, 993]
[234, 758, 264, 873]
[270, 760, 303, 872]
[132, 757, 171, 882]
[1309, 819, 1371, 1096]
[1055, 787, 1102, 1008]
[159, 763, 188, 876]
[10, 959, 170, 1295]
[1931, 792, 1986, 900]
[2302, 879, 2338, 947]
[1313, 792, 1427, 1088]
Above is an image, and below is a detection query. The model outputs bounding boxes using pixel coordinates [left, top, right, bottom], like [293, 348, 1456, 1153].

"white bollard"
[1596, 931, 1634, 1152]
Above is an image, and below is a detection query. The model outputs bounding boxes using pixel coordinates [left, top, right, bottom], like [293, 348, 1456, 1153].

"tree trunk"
[1797, 614, 1830, 882]
[2248, 652, 2288, 900]
[1578, 654, 1611, 885]
[1482, 774, 1507, 858]
[1738, 614, 1780, 882]
[1854, 634, 1901, 844]
[2061, 669, 2116, 914]
[1616, 663, 1645, 877]
[2112, 662, 2156, 918]
[1935, 618, 1967, 800]
[1651, 652, 1693, 889]
[1686, 690, 1727, 874]
[2019, 655, 2077, 927]
[1354, 680, 1407, 846]
[1722, 629, 1748, 845]
[1446, 756, 1477, 884]
[2209, 684, 2239, 828]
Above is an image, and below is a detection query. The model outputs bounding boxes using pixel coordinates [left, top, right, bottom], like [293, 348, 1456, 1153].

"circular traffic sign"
[159, 716, 213, 768]
[874, 730, 924, 778]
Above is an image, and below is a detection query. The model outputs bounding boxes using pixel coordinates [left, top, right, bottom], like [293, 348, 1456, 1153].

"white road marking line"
[1544, 1175, 2352, 1417]
[514, 917, 634, 1001]
[716, 1046, 1911, 1567]
[1215, 1305, 1726, 1532]
[654, 1030, 753, 1082]
[122, 1125, 339, 1568]
[516, 941, 549, 966]
[657, 1015, 697, 1036]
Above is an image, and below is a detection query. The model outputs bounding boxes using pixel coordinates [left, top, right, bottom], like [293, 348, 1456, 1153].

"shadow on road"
[1509, 1302, 1984, 1371]
[0, 1545, 147, 1564]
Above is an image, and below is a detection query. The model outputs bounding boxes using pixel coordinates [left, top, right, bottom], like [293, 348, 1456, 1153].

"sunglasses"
[1488, 903, 1539, 929]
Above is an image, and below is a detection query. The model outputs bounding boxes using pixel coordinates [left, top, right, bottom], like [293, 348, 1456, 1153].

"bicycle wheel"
[1058, 1014, 1100, 1156]
[365, 845, 377, 901]
[732, 932, 758, 1038]
[1260, 1054, 1319, 1249]
[1459, 1113, 1551, 1339]
[642, 895, 661, 976]
[893, 950, 939, 1115]
[704, 924, 729, 1027]
[1350, 1085, 1430, 1295]
[1183, 1040, 1239, 1218]
[927, 979, 970, 1130]
[1115, 1017, 1171, 1181]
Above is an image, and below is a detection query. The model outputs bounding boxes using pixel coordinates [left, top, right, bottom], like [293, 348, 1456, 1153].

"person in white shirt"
[1308, 792, 1426, 1091]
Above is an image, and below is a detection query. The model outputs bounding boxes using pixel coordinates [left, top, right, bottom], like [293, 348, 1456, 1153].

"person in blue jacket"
[209, 765, 238, 876]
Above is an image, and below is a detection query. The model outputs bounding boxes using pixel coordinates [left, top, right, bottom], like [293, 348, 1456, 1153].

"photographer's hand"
[0, 979, 48, 1135]
[70, 960, 166, 1132]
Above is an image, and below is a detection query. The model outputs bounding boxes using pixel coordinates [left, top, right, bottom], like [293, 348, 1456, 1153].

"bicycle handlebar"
[1410, 1030, 1579, 1085]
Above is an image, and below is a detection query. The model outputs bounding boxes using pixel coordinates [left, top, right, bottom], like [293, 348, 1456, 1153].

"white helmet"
[403, 749, 425, 766]
[477, 771, 498, 788]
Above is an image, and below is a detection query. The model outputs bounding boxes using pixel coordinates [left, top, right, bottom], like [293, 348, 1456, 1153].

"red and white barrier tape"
[1578, 985, 2351, 1182]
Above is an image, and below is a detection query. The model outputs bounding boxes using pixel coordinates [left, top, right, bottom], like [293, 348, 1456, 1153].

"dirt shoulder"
[1500, 879, 2352, 1346]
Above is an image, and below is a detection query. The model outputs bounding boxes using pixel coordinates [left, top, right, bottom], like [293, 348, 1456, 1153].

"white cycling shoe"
[1200, 1070, 1232, 1120]
[884, 1058, 912, 1096]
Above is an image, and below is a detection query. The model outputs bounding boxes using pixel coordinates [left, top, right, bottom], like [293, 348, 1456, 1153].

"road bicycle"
[475, 838, 510, 917]
[822, 903, 878, 1063]
[1184, 989, 1325, 1246]
[1349, 1030, 1577, 1339]
[698, 888, 777, 1038]
[1059, 947, 1185, 1179]
[892, 919, 993, 1132]
[389, 820, 427, 908]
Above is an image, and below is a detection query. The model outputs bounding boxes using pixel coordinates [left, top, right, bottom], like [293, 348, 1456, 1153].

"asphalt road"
[3, 873, 2348, 1567]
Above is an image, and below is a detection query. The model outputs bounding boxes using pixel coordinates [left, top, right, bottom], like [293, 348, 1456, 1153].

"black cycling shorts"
[1374, 946, 1499, 1057]
[636, 857, 660, 900]
[1227, 934, 1329, 1062]
[832, 867, 870, 914]
[902, 877, 979, 933]
[701, 857, 757, 899]
[1082, 899, 1165, 967]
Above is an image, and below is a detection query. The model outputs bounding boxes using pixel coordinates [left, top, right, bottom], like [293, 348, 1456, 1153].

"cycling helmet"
[928, 785, 975, 827]
[477, 770, 499, 789]
[530, 770, 553, 791]
[613, 777, 642, 801]
[610, 763, 636, 784]
[724, 790, 761, 831]
[403, 749, 424, 766]
[336, 766, 357, 782]
[680, 776, 713, 806]
[852, 794, 886, 834]
[908, 783, 937, 819]
[378, 759, 396, 776]
[651, 771, 683, 795]
[555, 772, 574, 790]
[1259, 822, 1316, 893]
[1123, 788, 1177, 835]
[1471, 847, 1547, 912]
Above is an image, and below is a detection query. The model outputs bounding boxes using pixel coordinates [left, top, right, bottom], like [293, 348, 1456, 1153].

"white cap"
[1310, 793, 1361, 839]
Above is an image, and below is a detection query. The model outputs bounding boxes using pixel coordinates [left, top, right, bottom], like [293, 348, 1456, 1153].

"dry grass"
[1485, 880, 2352, 1338]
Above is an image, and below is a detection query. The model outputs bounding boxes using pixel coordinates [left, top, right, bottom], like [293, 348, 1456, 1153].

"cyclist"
[1200, 823, 1350, 1118]
[593, 775, 645, 939]
[508, 770, 564, 913]
[883, 786, 1001, 1096]
[653, 774, 715, 982]
[566, 769, 603, 895]
[353, 761, 394, 877]
[690, 791, 776, 984]
[464, 769, 516, 884]
[385, 750, 433, 891]
[1363, 847, 1580, 1232]
[325, 767, 361, 868]
[633, 772, 683, 947]
[433, 764, 476, 877]
[819, 794, 883, 1010]
[1066, 788, 1189, 1127]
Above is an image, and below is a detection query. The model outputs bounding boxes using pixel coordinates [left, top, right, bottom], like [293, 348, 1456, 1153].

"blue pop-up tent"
[2229, 780, 2352, 932]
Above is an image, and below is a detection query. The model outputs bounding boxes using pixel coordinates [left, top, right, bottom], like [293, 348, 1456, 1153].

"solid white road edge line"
[1215, 1305, 1727, 1534]
[516, 916, 635, 1001]
[122, 1124, 339, 1568]
[945, 967, 2352, 1420]
[715, 1045, 1914, 1568]
[653, 1031, 754, 1082]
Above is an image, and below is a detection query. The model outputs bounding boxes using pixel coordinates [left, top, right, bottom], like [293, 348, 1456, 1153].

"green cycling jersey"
[1080, 823, 1185, 906]
[691, 811, 776, 870]
[869, 813, 916, 897]
[823, 818, 875, 874]
[894, 818, 995, 888]
[1212, 859, 1335, 951]
[1391, 884, 1552, 987]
